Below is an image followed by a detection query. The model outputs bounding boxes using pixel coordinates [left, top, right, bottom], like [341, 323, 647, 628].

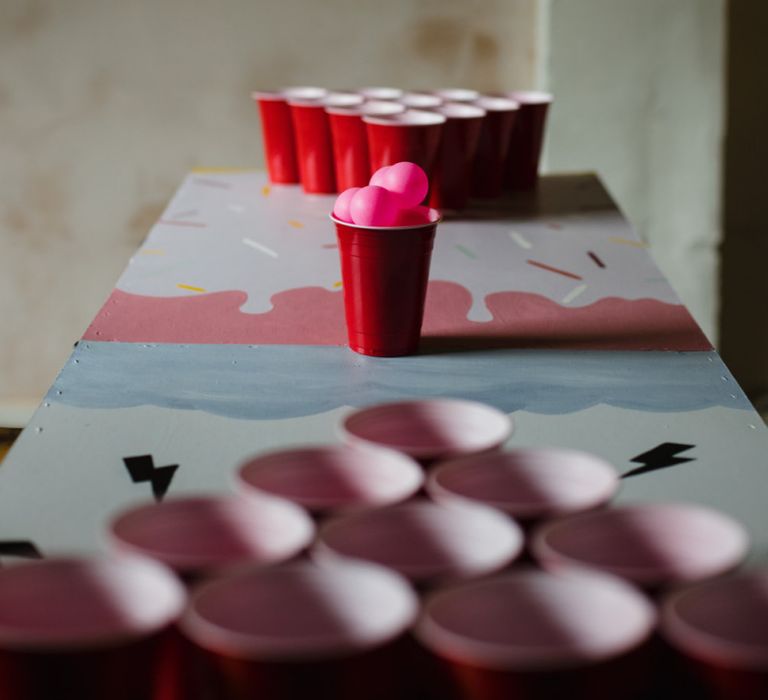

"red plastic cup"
[0, 556, 185, 700]
[433, 88, 480, 103]
[399, 92, 444, 109]
[340, 398, 513, 465]
[364, 109, 446, 179]
[504, 90, 552, 191]
[532, 503, 749, 592]
[415, 569, 657, 700]
[289, 90, 338, 194]
[236, 444, 423, 517]
[179, 560, 419, 700]
[427, 448, 619, 525]
[428, 103, 486, 211]
[108, 494, 314, 583]
[471, 96, 520, 198]
[313, 500, 524, 589]
[661, 570, 768, 699]
[331, 210, 441, 356]
[358, 87, 403, 101]
[327, 101, 406, 191]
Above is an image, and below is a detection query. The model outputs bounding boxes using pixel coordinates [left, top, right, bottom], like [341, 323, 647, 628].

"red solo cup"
[504, 90, 553, 191]
[108, 494, 314, 583]
[331, 211, 441, 357]
[471, 96, 520, 198]
[399, 92, 444, 109]
[340, 398, 513, 465]
[289, 91, 337, 194]
[0, 556, 185, 700]
[433, 88, 480, 103]
[251, 90, 302, 184]
[179, 560, 419, 700]
[358, 86, 403, 100]
[236, 444, 423, 517]
[364, 109, 446, 179]
[427, 448, 619, 525]
[415, 569, 657, 700]
[532, 503, 749, 592]
[327, 101, 406, 191]
[661, 570, 768, 699]
[428, 103, 486, 211]
[313, 500, 524, 589]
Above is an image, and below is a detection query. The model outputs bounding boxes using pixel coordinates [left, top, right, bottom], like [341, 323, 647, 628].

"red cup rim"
[430, 103, 487, 120]
[362, 109, 447, 127]
[313, 500, 524, 584]
[325, 100, 407, 117]
[426, 448, 619, 519]
[236, 443, 423, 512]
[509, 90, 553, 104]
[473, 96, 520, 112]
[180, 561, 418, 660]
[433, 88, 480, 102]
[531, 502, 750, 587]
[280, 86, 327, 100]
[321, 92, 365, 108]
[661, 570, 768, 668]
[338, 398, 513, 460]
[330, 210, 442, 231]
[108, 494, 315, 574]
[358, 87, 404, 100]
[416, 569, 656, 670]
[399, 92, 444, 109]
[251, 89, 286, 102]
[0, 556, 186, 650]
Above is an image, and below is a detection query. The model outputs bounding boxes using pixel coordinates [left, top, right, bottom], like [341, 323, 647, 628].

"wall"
[0, 0, 537, 418]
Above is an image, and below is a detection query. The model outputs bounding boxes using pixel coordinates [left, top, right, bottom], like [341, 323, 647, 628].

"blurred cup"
[0, 556, 185, 700]
[661, 570, 768, 700]
[236, 444, 423, 518]
[433, 88, 480, 103]
[331, 209, 440, 357]
[251, 87, 327, 184]
[358, 86, 404, 100]
[415, 569, 657, 700]
[471, 96, 520, 198]
[399, 92, 444, 110]
[340, 398, 513, 466]
[108, 494, 314, 584]
[313, 500, 524, 590]
[364, 109, 446, 181]
[504, 90, 553, 191]
[327, 101, 406, 191]
[428, 103, 486, 211]
[179, 560, 419, 700]
[288, 89, 339, 193]
[532, 502, 749, 593]
[427, 448, 619, 527]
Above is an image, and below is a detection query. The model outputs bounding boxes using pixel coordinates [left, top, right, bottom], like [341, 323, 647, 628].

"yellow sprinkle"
[609, 236, 648, 248]
[333, 281, 343, 289]
[288, 220, 304, 229]
[139, 249, 165, 255]
[191, 167, 252, 174]
[176, 283, 207, 293]
[262, 185, 271, 196]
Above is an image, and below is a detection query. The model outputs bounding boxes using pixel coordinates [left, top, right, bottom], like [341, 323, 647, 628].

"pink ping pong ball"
[395, 205, 432, 226]
[382, 162, 429, 207]
[349, 185, 401, 227]
[369, 165, 391, 188]
[332, 187, 360, 223]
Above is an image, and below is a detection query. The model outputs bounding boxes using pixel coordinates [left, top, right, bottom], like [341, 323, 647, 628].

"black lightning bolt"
[622, 443, 695, 478]
[0, 541, 42, 560]
[123, 455, 179, 501]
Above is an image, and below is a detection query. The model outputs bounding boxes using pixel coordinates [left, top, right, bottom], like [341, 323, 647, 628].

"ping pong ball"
[349, 186, 401, 227]
[395, 205, 433, 226]
[382, 162, 429, 207]
[369, 166, 391, 188]
[333, 187, 360, 223]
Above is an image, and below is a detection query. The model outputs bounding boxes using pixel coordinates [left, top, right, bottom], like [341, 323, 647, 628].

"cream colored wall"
[0, 0, 537, 415]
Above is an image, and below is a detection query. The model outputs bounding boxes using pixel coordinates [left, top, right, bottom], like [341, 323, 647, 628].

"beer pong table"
[1, 170, 767, 567]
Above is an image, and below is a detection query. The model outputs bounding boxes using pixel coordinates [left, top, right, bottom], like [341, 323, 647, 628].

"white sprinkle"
[228, 204, 246, 213]
[561, 284, 588, 304]
[509, 230, 532, 249]
[242, 238, 278, 258]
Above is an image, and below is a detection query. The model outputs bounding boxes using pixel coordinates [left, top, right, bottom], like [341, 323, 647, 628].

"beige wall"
[0, 0, 537, 412]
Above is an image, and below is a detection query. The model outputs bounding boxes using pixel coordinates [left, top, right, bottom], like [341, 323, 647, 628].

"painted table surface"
[1, 170, 766, 565]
